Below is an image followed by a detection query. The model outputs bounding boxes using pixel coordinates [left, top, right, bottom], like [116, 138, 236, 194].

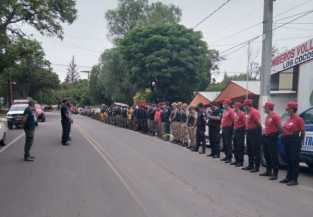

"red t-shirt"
[234, 111, 246, 129]
[246, 108, 260, 130]
[283, 114, 305, 136]
[264, 112, 281, 135]
[221, 108, 234, 128]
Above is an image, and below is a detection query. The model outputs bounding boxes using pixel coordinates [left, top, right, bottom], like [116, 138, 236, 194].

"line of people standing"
[189, 99, 304, 186]
[102, 99, 305, 186]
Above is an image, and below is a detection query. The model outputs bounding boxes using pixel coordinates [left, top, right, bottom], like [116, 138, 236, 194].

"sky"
[28, 0, 313, 81]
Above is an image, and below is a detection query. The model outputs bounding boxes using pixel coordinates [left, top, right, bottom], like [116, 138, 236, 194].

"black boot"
[269, 169, 278, 180]
[259, 168, 272, 177]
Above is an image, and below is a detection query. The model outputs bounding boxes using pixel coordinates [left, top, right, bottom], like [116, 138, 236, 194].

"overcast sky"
[29, 0, 313, 81]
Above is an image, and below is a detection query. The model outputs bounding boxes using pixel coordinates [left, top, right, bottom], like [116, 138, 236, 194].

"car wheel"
[42, 116, 46, 122]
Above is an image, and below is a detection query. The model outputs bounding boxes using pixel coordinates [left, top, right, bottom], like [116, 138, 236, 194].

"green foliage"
[89, 48, 136, 105]
[0, 0, 77, 39]
[105, 0, 181, 40]
[119, 23, 219, 102]
[0, 38, 59, 103]
[133, 89, 152, 102]
[56, 80, 91, 106]
[0, 0, 77, 76]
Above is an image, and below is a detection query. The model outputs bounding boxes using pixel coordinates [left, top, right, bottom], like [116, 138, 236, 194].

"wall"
[271, 93, 297, 115]
[298, 60, 313, 113]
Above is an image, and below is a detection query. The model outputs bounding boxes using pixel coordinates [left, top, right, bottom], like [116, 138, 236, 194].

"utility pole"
[259, 0, 274, 118]
[246, 40, 252, 99]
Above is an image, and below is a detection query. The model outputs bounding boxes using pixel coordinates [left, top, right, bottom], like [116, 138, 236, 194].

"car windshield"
[10, 105, 27, 112]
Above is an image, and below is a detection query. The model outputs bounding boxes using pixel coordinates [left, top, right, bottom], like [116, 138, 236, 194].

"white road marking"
[76, 124, 150, 217]
[0, 133, 24, 153]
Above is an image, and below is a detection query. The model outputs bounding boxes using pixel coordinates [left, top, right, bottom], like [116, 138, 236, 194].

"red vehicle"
[35, 104, 46, 122]
[70, 106, 79, 114]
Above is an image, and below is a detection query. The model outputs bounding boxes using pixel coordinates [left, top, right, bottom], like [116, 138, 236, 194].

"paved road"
[1, 113, 313, 217]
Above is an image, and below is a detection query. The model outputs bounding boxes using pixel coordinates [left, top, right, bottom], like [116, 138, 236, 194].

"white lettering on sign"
[302, 131, 313, 152]
[272, 38, 313, 74]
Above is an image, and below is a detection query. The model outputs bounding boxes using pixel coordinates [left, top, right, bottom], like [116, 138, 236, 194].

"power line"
[51, 63, 93, 69]
[212, 0, 313, 44]
[220, 9, 313, 56]
[193, 0, 232, 29]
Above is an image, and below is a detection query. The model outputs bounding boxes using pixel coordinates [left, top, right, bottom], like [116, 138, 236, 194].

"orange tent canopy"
[214, 81, 260, 103]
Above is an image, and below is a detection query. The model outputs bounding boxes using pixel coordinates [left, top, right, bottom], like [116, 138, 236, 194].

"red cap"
[223, 99, 231, 105]
[286, 101, 298, 110]
[234, 102, 242, 110]
[264, 101, 274, 110]
[243, 99, 253, 107]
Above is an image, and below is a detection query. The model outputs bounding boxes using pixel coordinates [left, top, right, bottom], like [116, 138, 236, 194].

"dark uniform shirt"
[181, 112, 187, 123]
[161, 108, 171, 123]
[61, 104, 70, 122]
[24, 107, 36, 130]
[197, 111, 206, 132]
[208, 109, 222, 128]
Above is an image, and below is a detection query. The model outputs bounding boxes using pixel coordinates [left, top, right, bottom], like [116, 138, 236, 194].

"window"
[301, 108, 313, 124]
[279, 70, 293, 90]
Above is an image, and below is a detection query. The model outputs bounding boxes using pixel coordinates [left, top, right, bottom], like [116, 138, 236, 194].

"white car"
[0, 117, 7, 147]
[6, 104, 28, 129]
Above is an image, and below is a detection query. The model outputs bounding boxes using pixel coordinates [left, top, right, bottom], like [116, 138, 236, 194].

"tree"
[0, 38, 60, 102]
[89, 48, 136, 105]
[0, 0, 77, 75]
[65, 56, 80, 84]
[56, 80, 91, 106]
[0, 0, 77, 39]
[105, 0, 181, 40]
[119, 23, 219, 102]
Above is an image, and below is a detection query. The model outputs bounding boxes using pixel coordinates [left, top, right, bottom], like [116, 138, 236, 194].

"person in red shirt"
[242, 99, 262, 173]
[232, 102, 246, 167]
[260, 101, 282, 180]
[221, 99, 235, 163]
[280, 101, 305, 186]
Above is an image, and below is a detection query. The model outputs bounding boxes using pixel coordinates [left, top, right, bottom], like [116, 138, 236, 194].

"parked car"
[0, 117, 7, 146]
[70, 106, 79, 114]
[35, 104, 46, 122]
[13, 99, 29, 105]
[278, 107, 313, 169]
[6, 104, 28, 129]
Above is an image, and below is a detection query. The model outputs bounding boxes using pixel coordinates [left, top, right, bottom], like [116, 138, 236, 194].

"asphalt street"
[1, 113, 313, 217]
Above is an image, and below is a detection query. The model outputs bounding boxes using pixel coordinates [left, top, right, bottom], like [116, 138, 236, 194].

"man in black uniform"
[193, 103, 207, 154]
[61, 99, 73, 146]
[207, 104, 222, 158]
[23, 100, 36, 161]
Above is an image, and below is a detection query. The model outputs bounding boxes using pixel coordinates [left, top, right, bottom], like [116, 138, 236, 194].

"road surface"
[1, 113, 313, 217]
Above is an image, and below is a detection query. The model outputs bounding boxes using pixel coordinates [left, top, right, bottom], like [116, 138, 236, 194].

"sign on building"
[272, 38, 313, 74]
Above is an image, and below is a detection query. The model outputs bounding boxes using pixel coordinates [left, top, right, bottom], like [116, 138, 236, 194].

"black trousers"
[209, 126, 220, 156]
[233, 128, 245, 164]
[222, 127, 233, 160]
[24, 128, 35, 158]
[246, 127, 261, 169]
[263, 133, 279, 172]
[196, 130, 206, 153]
[62, 120, 71, 144]
[283, 135, 301, 182]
